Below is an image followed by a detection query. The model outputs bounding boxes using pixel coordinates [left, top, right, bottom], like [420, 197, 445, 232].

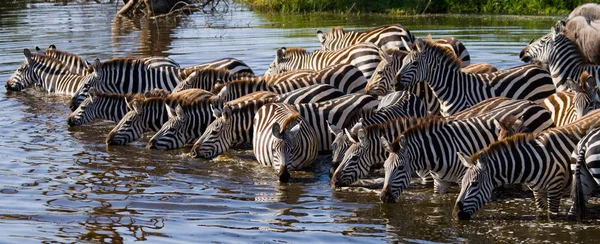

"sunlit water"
[0, 1, 598, 243]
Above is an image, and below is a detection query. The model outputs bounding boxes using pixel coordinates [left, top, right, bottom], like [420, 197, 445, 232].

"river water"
[0, 1, 598, 243]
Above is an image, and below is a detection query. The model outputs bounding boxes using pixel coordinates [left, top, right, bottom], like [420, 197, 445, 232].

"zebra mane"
[282, 48, 308, 57]
[390, 116, 446, 151]
[329, 26, 345, 33]
[358, 116, 424, 137]
[278, 104, 301, 132]
[94, 57, 178, 72]
[226, 91, 277, 106]
[470, 133, 536, 164]
[421, 39, 463, 68]
[139, 89, 213, 106]
[28, 52, 84, 76]
[385, 48, 408, 58]
[178, 94, 221, 109]
[89, 90, 146, 100]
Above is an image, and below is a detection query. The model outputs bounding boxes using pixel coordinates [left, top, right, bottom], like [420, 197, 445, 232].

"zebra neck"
[424, 72, 488, 116]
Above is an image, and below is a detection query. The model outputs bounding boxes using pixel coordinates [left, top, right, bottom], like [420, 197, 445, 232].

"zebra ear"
[477, 152, 489, 170]
[398, 135, 407, 148]
[211, 104, 221, 118]
[127, 99, 141, 114]
[566, 77, 581, 92]
[317, 30, 325, 43]
[35, 46, 44, 54]
[401, 38, 411, 51]
[48, 44, 56, 50]
[272, 122, 283, 139]
[290, 121, 301, 134]
[414, 39, 425, 53]
[456, 152, 472, 168]
[175, 104, 185, 118]
[92, 59, 101, 73]
[380, 136, 393, 153]
[165, 104, 177, 118]
[357, 129, 367, 143]
[327, 120, 340, 135]
[550, 27, 558, 40]
[276, 47, 287, 60]
[23, 48, 33, 63]
[350, 119, 364, 134]
[345, 128, 358, 144]
[88, 87, 98, 100]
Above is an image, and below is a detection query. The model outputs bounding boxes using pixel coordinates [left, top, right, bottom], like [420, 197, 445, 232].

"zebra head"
[6, 49, 41, 91]
[316, 30, 328, 50]
[265, 47, 304, 76]
[331, 128, 377, 187]
[454, 151, 493, 220]
[189, 105, 233, 159]
[147, 104, 188, 150]
[519, 32, 552, 66]
[70, 59, 102, 111]
[172, 70, 196, 93]
[271, 121, 302, 183]
[396, 39, 428, 91]
[67, 87, 100, 127]
[106, 98, 145, 145]
[380, 135, 413, 203]
[365, 49, 407, 96]
[568, 72, 600, 119]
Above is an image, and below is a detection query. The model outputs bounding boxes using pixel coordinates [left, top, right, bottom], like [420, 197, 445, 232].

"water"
[0, 1, 598, 243]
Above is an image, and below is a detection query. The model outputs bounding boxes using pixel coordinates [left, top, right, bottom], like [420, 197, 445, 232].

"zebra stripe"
[520, 28, 600, 90]
[568, 71, 600, 119]
[253, 103, 318, 182]
[316, 24, 415, 52]
[218, 64, 367, 102]
[379, 100, 555, 203]
[398, 38, 556, 116]
[569, 127, 600, 220]
[331, 97, 527, 187]
[454, 109, 600, 220]
[540, 91, 577, 127]
[189, 85, 347, 159]
[106, 89, 213, 145]
[6, 48, 92, 94]
[172, 67, 255, 93]
[184, 58, 254, 76]
[37, 45, 90, 76]
[264, 43, 383, 80]
[66, 88, 146, 127]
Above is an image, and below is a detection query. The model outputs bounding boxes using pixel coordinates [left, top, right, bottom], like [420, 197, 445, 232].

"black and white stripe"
[67, 88, 140, 127]
[37, 44, 91, 76]
[316, 24, 415, 52]
[172, 67, 255, 93]
[540, 91, 577, 127]
[570, 127, 600, 221]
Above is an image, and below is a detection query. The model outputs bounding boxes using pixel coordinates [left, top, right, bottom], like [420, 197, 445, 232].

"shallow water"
[0, 1, 599, 243]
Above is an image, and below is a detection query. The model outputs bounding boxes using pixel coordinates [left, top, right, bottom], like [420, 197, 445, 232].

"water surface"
[0, 1, 598, 243]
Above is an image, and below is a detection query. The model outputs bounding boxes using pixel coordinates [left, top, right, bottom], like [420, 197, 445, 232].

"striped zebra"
[69, 57, 254, 111]
[570, 127, 600, 221]
[454, 109, 600, 220]
[333, 97, 545, 188]
[36, 44, 91, 76]
[540, 91, 577, 127]
[172, 67, 255, 93]
[568, 71, 600, 119]
[264, 43, 384, 80]
[253, 103, 318, 182]
[106, 89, 214, 145]
[146, 94, 223, 149]
[316, 24, 415, 52]
[67, 88, 147, 127]
[189, 85, 346, 159]
[331, 97, 526, 187]
[6, 48, 92, 94]
[520, 27, 600, 90]
[397, 38, 556, 116]
[379, 100, 555, 203]
[218, 64, 367, 102]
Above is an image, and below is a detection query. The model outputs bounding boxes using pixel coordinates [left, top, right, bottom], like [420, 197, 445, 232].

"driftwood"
[118, 0, 193, 16]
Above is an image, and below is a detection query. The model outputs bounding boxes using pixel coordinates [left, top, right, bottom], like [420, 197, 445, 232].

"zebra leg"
[533, 190, 548, 211]
[546, 185, 564, 219]
[416, 170, 434, 185]
[433, 179, 451, 194]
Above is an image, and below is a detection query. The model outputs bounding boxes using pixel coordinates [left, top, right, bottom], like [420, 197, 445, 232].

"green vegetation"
[237, 0, 595, 14]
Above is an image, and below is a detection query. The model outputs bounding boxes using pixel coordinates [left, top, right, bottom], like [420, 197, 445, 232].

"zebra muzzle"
[379, 187, 397, 203]
[453, 202, 472, 220]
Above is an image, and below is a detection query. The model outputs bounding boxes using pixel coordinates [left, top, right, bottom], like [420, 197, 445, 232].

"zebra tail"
[572, 145, 587, 222]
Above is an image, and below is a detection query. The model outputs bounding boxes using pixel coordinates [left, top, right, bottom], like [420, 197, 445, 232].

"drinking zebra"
[106, 89, 214, 145]
[379, 100, 555, 203]
[454, 109, 600, 220]
[316, 24, 415, 52]
[189, 85, 346, 159]
[520, 27, 600, 90]
[568, 71, 600, 119]
[253, 103, 318, 182]
[6, 48, 92, 94]
[331, 97, 531, 187]
[264, 42, 383, 80]
[36, 44, 90, 76]
[397, 38, 556, 116]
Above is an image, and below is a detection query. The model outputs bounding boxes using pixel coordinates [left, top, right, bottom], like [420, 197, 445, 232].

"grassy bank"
[237, 0, 595, 14]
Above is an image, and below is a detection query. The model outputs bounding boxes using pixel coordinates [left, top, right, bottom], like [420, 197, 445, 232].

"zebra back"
[272, 64, 367, 94]
[540, 91, 577, 127]
[183, 57, 255, 75]
[38, 45, 91, 76]
[172, 67, 255, 93]
[317, 24, 415, 52]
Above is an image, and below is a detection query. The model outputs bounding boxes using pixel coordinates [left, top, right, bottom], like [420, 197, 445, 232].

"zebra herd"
[6, 4, 600, 221]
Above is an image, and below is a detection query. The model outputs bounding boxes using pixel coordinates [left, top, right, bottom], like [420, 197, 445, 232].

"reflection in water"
[111, 14, 179, 57]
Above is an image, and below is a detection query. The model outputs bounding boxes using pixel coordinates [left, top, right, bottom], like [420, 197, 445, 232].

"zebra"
[520, 27, 600, 90]
[69, 57, 254, 111]
[36, 44, 91, 76]
[379, 100, 555, 203]
[171, 67, 255, 93]
[253, 103, 318, 182]
[316, 24, 415, 52]
[454, 109, 600, 220]
[146, 94, 223, 149]
[218, 64, 367, 102]
[568, 71, 600, 119]
[540, 91, 577, 127]
[66, 88, 150, 127]
[189, 84, 347, 159]
[332, 97, 547, 188]
[106, 89, 214, 145]
[397, 38, 556, 116]
[264, 42, 384, 80]
[570, 127, 600, 221]
[6, 48, 92, 94]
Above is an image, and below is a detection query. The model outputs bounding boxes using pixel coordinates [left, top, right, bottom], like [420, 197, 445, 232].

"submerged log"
[119, 0, 194, 16]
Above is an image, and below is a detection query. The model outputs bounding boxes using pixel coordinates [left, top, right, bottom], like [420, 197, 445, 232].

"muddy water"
[0, 1, 598, 243]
